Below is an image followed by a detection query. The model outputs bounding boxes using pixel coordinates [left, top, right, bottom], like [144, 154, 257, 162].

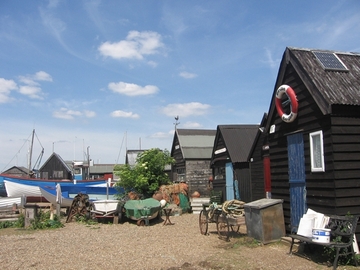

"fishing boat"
[3, 178, 113, 197]
[0, 129, 112, 197]
[5, 180, 121, 203]
[124, 198, 162, 226]
[4, 180, 43, 198]
[91, 199, 121, 216]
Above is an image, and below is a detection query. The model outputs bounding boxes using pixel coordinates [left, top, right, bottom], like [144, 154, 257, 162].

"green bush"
[114, 148, 174, 197]
[27, 210, 64, 230]
[0, 210, 64, 230]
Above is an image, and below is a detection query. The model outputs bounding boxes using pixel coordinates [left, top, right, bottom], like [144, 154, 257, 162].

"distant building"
[1, 166, 30, 177]
[125, 149, 146, 167]
[39, 152, 116, 181]
[171, 128, 216, 197]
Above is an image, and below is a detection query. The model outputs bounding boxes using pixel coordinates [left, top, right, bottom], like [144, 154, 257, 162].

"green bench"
[289, 215, 359, 270]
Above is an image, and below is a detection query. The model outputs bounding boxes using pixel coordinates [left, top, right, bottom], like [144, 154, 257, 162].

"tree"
[114, 148, 175, 197]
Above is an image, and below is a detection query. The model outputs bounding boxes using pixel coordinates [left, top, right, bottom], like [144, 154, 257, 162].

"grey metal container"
[244, 198, 285, 244]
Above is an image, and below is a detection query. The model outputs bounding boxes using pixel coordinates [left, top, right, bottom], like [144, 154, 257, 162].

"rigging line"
[1, 132, 33, 172]
[34, 131, 44, 149]
[116, 132, 126, 165]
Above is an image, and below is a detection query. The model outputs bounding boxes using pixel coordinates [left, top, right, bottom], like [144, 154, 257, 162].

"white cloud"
[147, 61, 158, 68]
[110, 110, 139, 119]
[19, 76, 38, 86]
[53, 108, 95, 120]
[34, 71, 53, 82]
[264, 48, 279, 69]
[182, 121, 202, 128]
[83, 110, 96, 118]
[150, 131, 172, 139]
[19, 85, 44, 100]
[98, 30, 164, 60]
[19, 71, 53, 85]
[161, 102, 211, 118]
[17, 71, 52, 99]
[179, 71, 198, 79]
[0, 78, 17, 103]
[108, 81, 159, 96]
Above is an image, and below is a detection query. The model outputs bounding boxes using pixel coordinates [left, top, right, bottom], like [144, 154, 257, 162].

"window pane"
[310, 131, 325, 172]
[312, 135, 321, 168]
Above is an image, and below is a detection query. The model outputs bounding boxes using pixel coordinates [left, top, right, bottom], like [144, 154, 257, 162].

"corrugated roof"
[182, 147, 214, 159]
[215, 125, 259, 163]
[175, 129, 216, 159]
[88, 164, 115, 174]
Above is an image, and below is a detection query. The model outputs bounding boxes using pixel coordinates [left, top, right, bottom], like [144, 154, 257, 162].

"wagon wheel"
[199, 209, 208, 235]
[118, 211, 123, 223]
[216, 213, 230, 241]
[137, 219, 145, 226]
[230, 225, 240, 233]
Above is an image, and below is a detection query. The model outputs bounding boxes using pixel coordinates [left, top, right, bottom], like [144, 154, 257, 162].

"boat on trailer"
[91, 200, 122, 216]
[124, 198, 162, 226]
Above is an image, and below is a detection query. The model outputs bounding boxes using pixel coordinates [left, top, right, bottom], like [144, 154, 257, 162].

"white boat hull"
[91, 200, 120, 216]
[0, 196, 26, 211]
[39, 187, 74, 208]
[4, 180, 41, 197]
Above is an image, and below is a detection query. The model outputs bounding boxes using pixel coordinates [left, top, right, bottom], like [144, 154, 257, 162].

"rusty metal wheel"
[199, 210, 208, 235]
[137, 219, 145, 226]
[231, 225, 240, 233]
[216, 213, 230, 241]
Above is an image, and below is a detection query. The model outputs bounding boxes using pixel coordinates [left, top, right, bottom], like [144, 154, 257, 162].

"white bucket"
[312, 228, 331, 243]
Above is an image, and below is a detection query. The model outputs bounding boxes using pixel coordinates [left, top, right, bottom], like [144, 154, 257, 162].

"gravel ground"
[0, 213, 357, 270]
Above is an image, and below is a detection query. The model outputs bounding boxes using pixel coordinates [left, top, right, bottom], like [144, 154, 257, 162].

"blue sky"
[1, 0, 359, 171]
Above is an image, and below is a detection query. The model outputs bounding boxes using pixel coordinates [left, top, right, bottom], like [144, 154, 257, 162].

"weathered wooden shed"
[0, 166, 31, 196]
[171, 128, 216, 197]
[39, 152, 73, 180]
[259, 47, 360, 240]
[210, 125, 259, 203]
[247, 113, 269, 201]
[1, 166, 30, 177]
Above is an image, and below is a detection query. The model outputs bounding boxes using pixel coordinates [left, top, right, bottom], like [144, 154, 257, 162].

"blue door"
[225, 162, 234, 200]
[287, 133, 307, 232]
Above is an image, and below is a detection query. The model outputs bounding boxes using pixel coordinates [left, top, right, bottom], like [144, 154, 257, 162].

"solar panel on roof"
[313, 51, 348, 71]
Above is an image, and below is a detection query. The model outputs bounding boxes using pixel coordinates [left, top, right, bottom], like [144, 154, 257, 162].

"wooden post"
[50, 204, 54, 220]
[56, 203, 61, 217]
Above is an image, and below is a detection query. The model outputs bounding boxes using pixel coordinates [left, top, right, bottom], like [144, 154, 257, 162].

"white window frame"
[309, 130, 325, 172]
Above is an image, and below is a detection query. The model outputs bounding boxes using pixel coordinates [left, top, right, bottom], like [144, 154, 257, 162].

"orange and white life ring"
[275, 85, 298, 123]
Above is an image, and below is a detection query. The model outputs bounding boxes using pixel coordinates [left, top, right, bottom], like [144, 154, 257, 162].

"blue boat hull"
[0, 174, 123, 198]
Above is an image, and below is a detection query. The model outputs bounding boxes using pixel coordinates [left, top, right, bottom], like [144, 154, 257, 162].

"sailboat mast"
[28, 129, 35, 175]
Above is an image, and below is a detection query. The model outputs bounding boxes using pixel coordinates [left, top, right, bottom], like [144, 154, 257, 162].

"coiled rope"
[222, 199, 246, 217]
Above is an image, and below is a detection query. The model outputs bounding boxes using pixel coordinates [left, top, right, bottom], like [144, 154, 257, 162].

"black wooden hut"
[1, 166, 30, 177]
[211, 125, 259, 203]
[257, 47, 360, 240]
[247, 113, 269, 201]
[39, 152, 73, 180]
[171, 128, 216, 197]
